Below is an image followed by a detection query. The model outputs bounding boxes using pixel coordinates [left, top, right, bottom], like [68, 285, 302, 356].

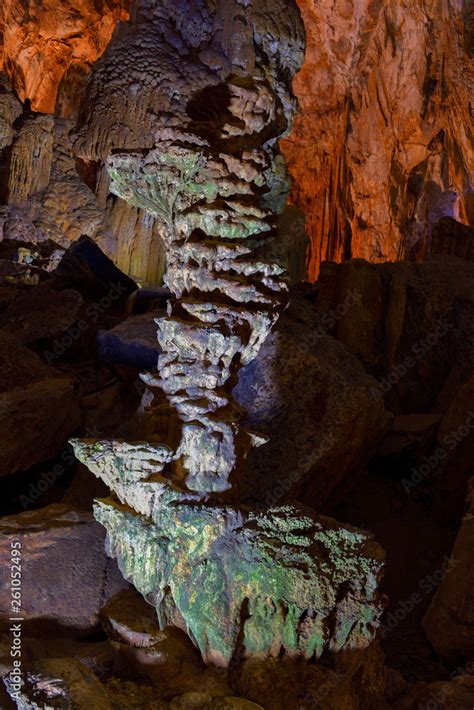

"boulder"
[101, 589, 232, 697]
[100, 588, 166, 649]
[235, 642, 387, 710]
[73, 435, 387, 670]
[392, 673, 474, 709]
[0, 504, 129, 636]
[0, 283, 82, 344]
[0, 333, 81, 476]
[234, 293, 390, 508]
[53, 235, 137, 304]
[98, 312, 162, 370]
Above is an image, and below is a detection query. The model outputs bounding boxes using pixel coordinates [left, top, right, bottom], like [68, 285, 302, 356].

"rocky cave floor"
[0, 232, 474, 709]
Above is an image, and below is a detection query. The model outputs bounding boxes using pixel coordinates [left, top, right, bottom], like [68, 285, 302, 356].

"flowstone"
[73, 440, 385, 667]
[72, 0, 386, 666]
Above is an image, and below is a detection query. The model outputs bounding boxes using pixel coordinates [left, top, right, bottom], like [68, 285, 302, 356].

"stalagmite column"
[73, 0, 385, 666]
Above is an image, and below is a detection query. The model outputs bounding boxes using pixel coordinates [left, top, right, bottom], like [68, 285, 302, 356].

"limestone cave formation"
[0, 1, 473, 709]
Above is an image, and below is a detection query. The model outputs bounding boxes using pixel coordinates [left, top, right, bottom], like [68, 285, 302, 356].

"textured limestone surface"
[66, 0, 390, 668]
[0, 72, 167, 285]
[283, 0, 474, 278]
[72, 0, 306, 495]
[0, 0, 129, 115]
[1, 2, 473, 277]
[75, 436, 387, 668]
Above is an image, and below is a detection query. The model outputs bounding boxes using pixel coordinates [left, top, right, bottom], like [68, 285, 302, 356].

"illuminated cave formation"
[71, 0, 385, 666]
[0, 1, 474, 708]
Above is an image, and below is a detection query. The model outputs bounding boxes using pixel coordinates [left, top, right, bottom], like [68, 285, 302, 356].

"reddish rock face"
[282, 0, 474, 279]
[1, 1, 473, 281]
[0, 0, 129, 116]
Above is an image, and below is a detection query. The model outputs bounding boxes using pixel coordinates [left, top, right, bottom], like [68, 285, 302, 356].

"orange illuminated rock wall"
[282, 0, 474, 279]
[1, 1, 473, 282]
[0, 0, 129, 117]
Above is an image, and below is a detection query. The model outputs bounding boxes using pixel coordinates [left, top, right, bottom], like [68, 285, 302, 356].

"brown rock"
[0, 1, 129, 115]
[430, 373, 474, 523]
[100, 588, 164, 648]
[169, 695, 263, 710]
[0, 283, 82, 344]
[423, 478, 474, 663]
[430, 218, 474, 262]
[98, 312, 162, 371]
[101, 590, 231, 699]
[234, 292, 390, 508]
[0, 74, 22, 150]
[317, 256, 474, 412]
[377, 414, 441, 457]
[282, 1, 474, 279]
[393, 674, 474, 709]
[4, 658, 113, 709]
[0, 634, 115, 680]
[0, 333, 81, 476]
[235, 642, 387, 710]
[0, 504, 129, 636]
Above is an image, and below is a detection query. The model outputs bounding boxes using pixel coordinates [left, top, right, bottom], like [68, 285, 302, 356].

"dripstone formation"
[73, 0, 385, 666]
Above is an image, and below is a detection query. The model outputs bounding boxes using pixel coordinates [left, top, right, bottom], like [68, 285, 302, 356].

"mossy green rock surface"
[74, 433, 385, 667]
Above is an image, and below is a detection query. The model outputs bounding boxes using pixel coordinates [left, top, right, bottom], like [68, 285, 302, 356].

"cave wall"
[0, 0, 129, 117]
[1, 1, 473, 282]
[283, 0, 474, 279]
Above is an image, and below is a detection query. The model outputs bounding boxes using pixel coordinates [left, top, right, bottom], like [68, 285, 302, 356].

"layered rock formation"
[69, 0, 387, 668]
[282, 0, 474, 278]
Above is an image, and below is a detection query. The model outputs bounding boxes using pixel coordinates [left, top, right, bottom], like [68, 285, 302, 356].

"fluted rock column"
[72, 0, 386, 666]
